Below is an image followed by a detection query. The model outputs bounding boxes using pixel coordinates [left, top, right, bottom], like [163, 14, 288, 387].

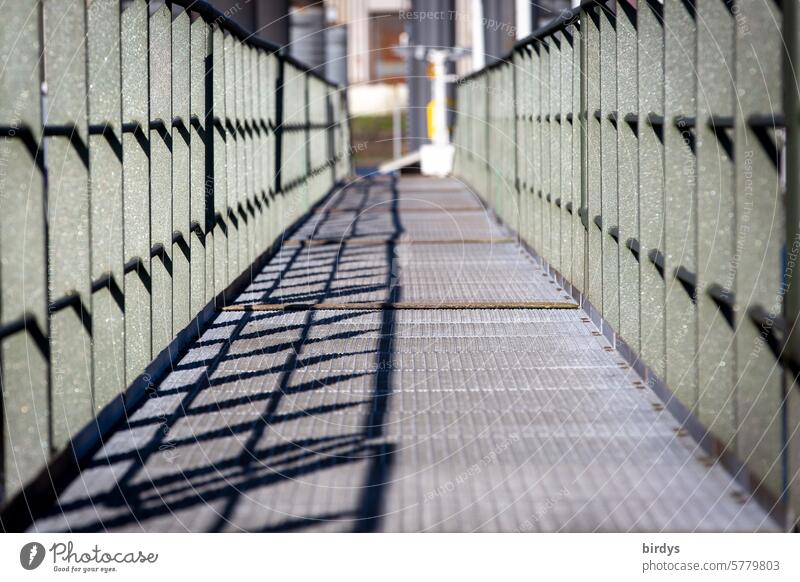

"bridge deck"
[32, 177, 776, 532]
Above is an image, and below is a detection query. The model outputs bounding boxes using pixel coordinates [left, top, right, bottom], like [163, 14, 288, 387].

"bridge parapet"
[453, 0, 798, 527]
[0, 0, 350, 507]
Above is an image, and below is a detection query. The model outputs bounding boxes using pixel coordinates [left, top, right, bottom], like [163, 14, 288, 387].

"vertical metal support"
[664, 0, 698, 409]
[265, 52, 276, 247]
[44, 0, 92, 447]
[255, 48, 267, 256]
[234, 39, 247, 277]
[268, 51, 278, 246]
[334, 84, 341, 180]
[511, 49, 527, 242]
[250, 46, 263, 264]
[484, 69, 491, 204]
[637, 0, 665, 380]
[148, 5, 172, 357]
[541, 43, 552, 265]
[550, 34, 562, 275]
[260, 49, 270, 255]
[459, 78, 468, 194]
[495, 68, 502, 211]
[599, 4, 618, 330]
[273, 55, 285, 236]
[87, 0, 124, 412]
[0, 0, 49, 498]
[244, 45, 255, 270]
[212, 28, 228, 298]
[514, 49, 525, 237]
[224, 34, 239, 287]
[190, 18, 209, 314]
[342, 87, 351, 178]
[734, 0, 785, 498]
[280, 64, 293, 232]
[302, 73, 311, 214]
[571, 20, 585, 294]
[328, 85, 336, 188]
[560, 28, 574, 285]
[494, 69, 503, 221]
[454, 79, 463, 184]
[484, 70, 491, 207]
[291, 67, 300, 224]
[616, 1, 639, 352]
[583, 6, 602, 312]
[465, 77, 473, 193]
[696, 0, 736, 443]
[520, 48, 533, 243]
[251, 49, 272, 258]
[122, 0, 151, 387]
[328, 86, 337, 184]
[310, 77, 317, 203]
[314, 78, 321, 203]
[310, 78, 317, 202]
[531, 43, 543, 254]
[502, 66, 512, 222]
[172, 9, 191, 335]
[508, 64, 515, 224]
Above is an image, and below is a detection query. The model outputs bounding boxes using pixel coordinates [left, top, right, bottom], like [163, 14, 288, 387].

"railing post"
[149, 4, 173, 355]
[637, 0, 665, 381]
[44, 0, 93, 447]
[663, 0, 698, 411]
[532, 41, 543, 255]
[190, 16, 210, 312]
[171, 10, 191, 338]
[121, 0, 152, 387]
[570, 19, 584, 295]
[733, 0, 785, 500]
[274, 55, 285, 199]
[559, 26, 575, 287]
[223, 34, 239, 288]
[0, 0, 49, 501]
[616, 1, 640, 353]
[599, 4, 618, 331]
[695, 0, 736, 445]
[87, 0, 124, 412]
[583, 5, 602, 314]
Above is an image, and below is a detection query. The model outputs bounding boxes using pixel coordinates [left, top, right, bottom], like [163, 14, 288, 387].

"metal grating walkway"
[31, 177, 777, 532]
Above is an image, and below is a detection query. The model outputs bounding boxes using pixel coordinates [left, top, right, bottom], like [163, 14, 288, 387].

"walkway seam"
[220, 301, 579, 311]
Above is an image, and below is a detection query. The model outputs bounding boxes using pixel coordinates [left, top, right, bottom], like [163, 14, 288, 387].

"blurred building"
[206, 0, 575, 157]
[326, 0, 411, 117]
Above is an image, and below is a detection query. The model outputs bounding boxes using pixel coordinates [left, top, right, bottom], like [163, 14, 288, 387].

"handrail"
[170, 0, 340, 88]
[458, 0, 611, 85]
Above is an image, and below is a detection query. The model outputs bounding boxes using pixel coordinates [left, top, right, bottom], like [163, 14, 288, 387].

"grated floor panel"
[30, 177, 778, 532]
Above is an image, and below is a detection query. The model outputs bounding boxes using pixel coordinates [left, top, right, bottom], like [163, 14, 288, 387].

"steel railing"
[454, 0, 797, 526]
[0, 0, 351, 505]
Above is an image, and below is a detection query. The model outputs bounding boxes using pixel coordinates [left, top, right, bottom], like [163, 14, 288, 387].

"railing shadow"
[35, 175, 404, 532]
